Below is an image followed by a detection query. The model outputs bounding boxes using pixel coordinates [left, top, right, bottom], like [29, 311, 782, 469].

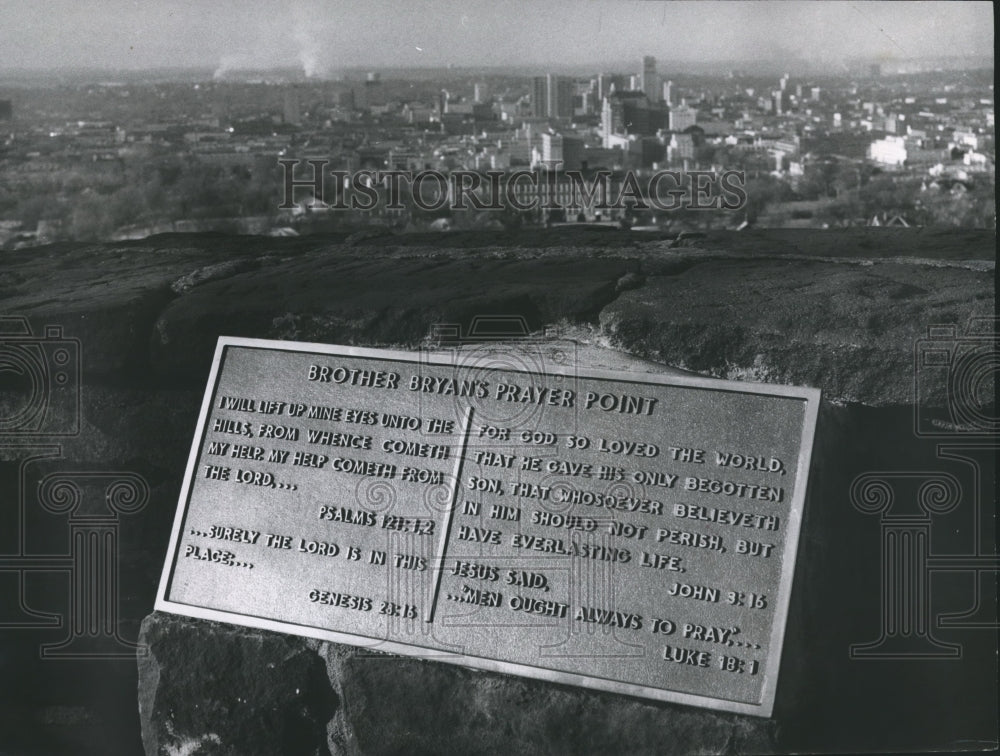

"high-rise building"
[662, 80, 673, 106]
[362, 72, 384, 108]
[601, 97, 614, 147]
[563, 135, 584, 170]
[771, 89, 785, 116]
[597, 73, 629, 101]
[474, 82, 490, 103]
[668, 104, 697, 132]
[531, 76, 548, 117]
[641, 56, 660, 102]
[0, 99, 12, 121]
[552, 76, 573, 118]
[532, 75, 574, 119]
[540, 132, 584, 170]
[602, 91, 666, 147]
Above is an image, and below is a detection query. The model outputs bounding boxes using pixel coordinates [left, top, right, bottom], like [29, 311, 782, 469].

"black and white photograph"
[0, 2, 995, 754]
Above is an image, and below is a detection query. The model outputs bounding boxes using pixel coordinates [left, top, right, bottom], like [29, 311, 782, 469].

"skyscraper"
[662, 79, 673, 107]
[597, 73, 628, 101]
[531, 76, 549, 117]
[551, 75, 574, 118]
[771, 89, 784, 116]
[602, 90, 664, 147]
[540, 132, 583, 170]
[362, 72, 384, 108]
[641, 56, 659, 102]
[532, 75, 574, 119]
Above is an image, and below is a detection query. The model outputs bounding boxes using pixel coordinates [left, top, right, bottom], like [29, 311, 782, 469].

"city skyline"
[0, 1, 993, 74]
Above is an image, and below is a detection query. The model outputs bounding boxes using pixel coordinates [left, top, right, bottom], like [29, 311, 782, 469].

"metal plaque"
[156, 337, 820, 716]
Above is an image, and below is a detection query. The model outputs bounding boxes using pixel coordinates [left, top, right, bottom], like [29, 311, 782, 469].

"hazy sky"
[0, 1, 993, 72]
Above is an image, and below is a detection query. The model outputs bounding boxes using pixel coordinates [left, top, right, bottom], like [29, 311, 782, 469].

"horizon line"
[0, 56, 993, 76]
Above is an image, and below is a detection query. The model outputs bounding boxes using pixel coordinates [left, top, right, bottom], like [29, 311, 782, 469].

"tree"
[742, 176, 794, 223]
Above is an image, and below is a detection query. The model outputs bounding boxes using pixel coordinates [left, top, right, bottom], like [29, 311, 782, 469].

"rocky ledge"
[1, 226, 991, 406]
[0, 226, 994, 755]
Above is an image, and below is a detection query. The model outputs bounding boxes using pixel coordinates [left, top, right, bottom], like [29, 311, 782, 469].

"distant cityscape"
[0, 55, 994, 248]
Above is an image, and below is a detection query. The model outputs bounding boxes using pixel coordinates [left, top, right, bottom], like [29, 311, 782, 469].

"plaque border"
[156, 336, 821, 717]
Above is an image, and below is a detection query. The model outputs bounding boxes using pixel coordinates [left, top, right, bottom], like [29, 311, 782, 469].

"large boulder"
[138, 615, 335, 756]
[0, 227, 994, 754]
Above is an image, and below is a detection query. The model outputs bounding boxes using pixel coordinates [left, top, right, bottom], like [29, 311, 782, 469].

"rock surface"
[1, 227, 991, 404]
[139, 613, 776, 756]
[0, 227, 994, 755]
[138, 616, 336, 756]
[600, 255, 992, 406]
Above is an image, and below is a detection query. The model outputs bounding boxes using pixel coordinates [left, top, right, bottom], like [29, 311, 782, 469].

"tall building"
[531, 77, 548, 117]
[602, 91, 666, 147]
[540, 132, 584, 170]
[771, 89, 785, 116]
[668, 104, 697, 132]
[0, 99, 11, 121]
[597, 73, 629, 100]
[641, 56, 660, 102]
[361, 72, 384, 108]
[474, 82, 490, 103]
[601, 97, 614, 147]
[662, 79, 673, 106]
[532, 74, 573, 119]
[553, 76, 574, 118]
